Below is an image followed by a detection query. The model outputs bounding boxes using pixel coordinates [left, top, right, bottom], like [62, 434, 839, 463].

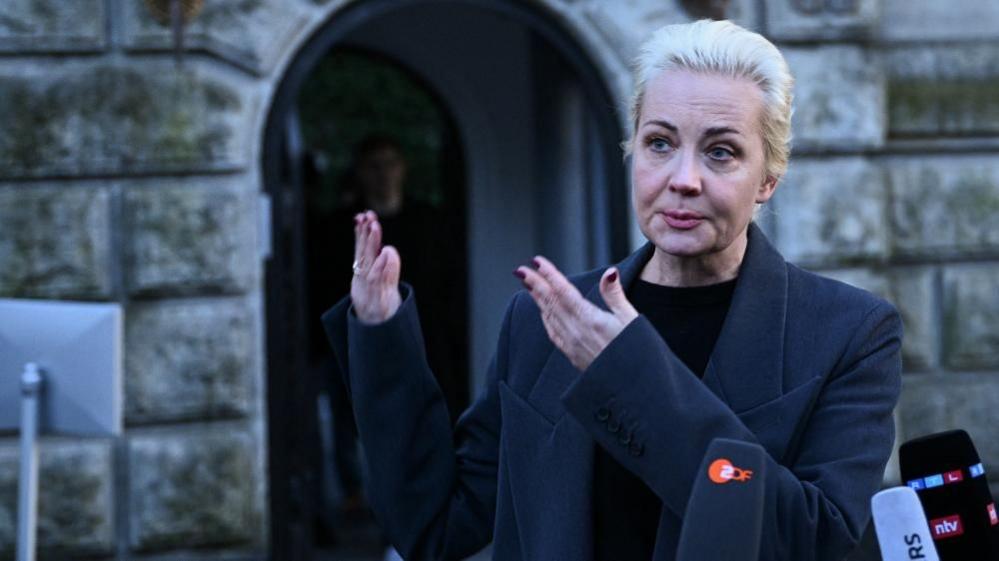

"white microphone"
[871, 486, 940, 561]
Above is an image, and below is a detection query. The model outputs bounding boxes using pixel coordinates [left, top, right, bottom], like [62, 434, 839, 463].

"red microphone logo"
[708, 458, 754, 484]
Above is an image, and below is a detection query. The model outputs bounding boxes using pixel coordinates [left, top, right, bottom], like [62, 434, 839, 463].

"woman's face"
[631, 68, 777, 260]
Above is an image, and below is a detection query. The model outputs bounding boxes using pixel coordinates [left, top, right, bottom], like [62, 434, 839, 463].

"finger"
[518, 265, 553, 307]
[367, 244, 388, 282]
[353, 213, 366, 264]
[357, 213, 375, 267]
[533, 255, 583, 311]
[520, 266, 574, 339]
[519, 269, 562, 343]
[599, 267, 638, 323]
[362, 214, 381, 270]
[382, 245, 401, 287]
[532, 255, 585, 316]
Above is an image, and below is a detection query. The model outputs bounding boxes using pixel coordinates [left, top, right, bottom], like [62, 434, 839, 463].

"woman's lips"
[662, 210, 704, 230]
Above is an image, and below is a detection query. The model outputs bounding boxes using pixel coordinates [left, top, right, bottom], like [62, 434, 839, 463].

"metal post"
[17, 362, 43, 561]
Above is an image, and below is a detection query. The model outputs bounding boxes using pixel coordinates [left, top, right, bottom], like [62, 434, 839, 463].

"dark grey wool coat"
[322, 223, 903, 561]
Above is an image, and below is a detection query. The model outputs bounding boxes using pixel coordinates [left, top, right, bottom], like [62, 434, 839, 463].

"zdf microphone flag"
[676, 438, 767, 561]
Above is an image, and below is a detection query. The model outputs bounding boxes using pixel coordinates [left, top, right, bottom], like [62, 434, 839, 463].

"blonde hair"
[624, 19, 794, 181]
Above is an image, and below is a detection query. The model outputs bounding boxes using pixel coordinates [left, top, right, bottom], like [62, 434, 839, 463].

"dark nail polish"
[521, 280, 532, 291]
[607, 271, 618, 283]
[531, 257, 541, 269]
[513, 269, 526, 280]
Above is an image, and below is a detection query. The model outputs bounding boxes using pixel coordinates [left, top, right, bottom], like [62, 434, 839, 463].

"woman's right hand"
[350, 210, 402, 324]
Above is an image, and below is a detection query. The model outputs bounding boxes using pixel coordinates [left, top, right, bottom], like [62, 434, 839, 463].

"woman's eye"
[648, 138, 671, 152]
[708, 146, 735, 161]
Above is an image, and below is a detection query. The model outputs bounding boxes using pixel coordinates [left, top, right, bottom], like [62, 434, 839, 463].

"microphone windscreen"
[872, 486, 940, 561]
[899, 430, 999, 560]
[676, 438, 767, 561]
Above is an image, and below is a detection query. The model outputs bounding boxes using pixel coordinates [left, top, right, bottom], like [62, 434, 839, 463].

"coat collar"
[583, 221, 788, 413]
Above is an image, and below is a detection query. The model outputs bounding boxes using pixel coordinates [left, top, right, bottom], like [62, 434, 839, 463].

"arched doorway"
[261, 1, 629, 559]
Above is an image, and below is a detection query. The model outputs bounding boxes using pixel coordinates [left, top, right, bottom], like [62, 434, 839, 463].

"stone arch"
[253, 0, 634, 151]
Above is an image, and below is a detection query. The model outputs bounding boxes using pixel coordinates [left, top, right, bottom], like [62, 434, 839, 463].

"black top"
[593, 276, 738, 560]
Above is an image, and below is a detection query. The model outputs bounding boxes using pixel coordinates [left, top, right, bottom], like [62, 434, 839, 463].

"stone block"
[818, 268, 891, 298]
[0, 438, 114, 556]
[123, 179, 255, 296]
[122, 0, 311, 75]
[125, 298, 255, 424]
[888, 155, 999, 257]
[889, 267, 938, 372]
[942, 266, 999, 371]
[900, 374, 999, 480]
[766, 0, 880, 41]
[815, 267, 938, 371]
[129, 430, 260, 551]
[886, 44, 999, 137]
[785, 46, 885, 151]
[0, 0, 106, 52]
[881, 0, 999, 41]
[0, 61, 253, 178]
[772, 158, 888, 265]
[0, 184, 111, 299]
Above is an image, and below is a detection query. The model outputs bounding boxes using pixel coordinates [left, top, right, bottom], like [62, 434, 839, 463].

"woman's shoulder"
[785, 263, 900, 328]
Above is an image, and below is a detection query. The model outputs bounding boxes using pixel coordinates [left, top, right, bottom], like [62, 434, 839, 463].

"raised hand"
[515, 256, 639, 371]
[350, 210, 402, 324]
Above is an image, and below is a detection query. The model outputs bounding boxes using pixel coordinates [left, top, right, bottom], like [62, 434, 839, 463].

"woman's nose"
[668, 150, 702, 196]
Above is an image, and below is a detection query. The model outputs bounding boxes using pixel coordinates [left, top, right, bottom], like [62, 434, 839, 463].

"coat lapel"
[516, 243, 657, 561]
[701, 223, 787, 413]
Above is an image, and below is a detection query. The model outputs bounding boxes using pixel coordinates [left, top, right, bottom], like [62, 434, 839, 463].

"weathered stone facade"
[0, 0, 996, 559]
[762, 0, 999, 504]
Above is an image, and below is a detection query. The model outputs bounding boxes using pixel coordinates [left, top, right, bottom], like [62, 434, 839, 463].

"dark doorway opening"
[261, 1, 629, 560]
[299, 46, 469, 558]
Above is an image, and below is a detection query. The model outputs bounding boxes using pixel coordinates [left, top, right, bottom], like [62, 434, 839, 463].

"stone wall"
[0, 0, 282, 558]
[0, 0, 996, 559]
[758, 0, 999, 500]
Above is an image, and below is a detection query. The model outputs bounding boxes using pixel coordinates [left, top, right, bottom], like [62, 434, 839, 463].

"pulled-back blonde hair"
[624, 19, 794, 181]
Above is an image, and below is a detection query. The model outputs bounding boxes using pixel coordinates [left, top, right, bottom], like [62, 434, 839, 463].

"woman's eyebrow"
[641, 121, 742, 138]
[641, 119, 678, 132]
[704, 126, 742, 138]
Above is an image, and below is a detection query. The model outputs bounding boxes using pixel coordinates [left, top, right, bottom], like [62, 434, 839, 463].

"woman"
[323, 19, 902, 561]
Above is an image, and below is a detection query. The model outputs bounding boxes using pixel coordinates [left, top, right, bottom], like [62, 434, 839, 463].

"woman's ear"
[756, 175, 779, 204]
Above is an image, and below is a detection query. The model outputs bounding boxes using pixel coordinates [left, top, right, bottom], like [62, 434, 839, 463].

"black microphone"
[676, 438, 767, 561]
[871, 486, 940, 561]
[899, 429, 999, 560]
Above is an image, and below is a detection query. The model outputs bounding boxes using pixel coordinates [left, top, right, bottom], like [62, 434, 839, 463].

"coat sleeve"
[321, 284, 516, 561]
[560, 300, 903, 561]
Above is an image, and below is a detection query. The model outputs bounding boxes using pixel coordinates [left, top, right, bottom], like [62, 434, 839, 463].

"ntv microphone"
[871, 486, 940, 561]
[899, 429, 999, 560]
[676, 438, 767, 561]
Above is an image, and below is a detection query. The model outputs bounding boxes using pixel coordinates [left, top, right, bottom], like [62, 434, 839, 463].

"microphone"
[676, 438, 767, 561]
[871, 486, 940, 561]
[899, 429, 999, 560]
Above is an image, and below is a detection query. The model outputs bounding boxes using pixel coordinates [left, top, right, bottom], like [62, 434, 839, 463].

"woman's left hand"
[516, 256, 639, 371]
